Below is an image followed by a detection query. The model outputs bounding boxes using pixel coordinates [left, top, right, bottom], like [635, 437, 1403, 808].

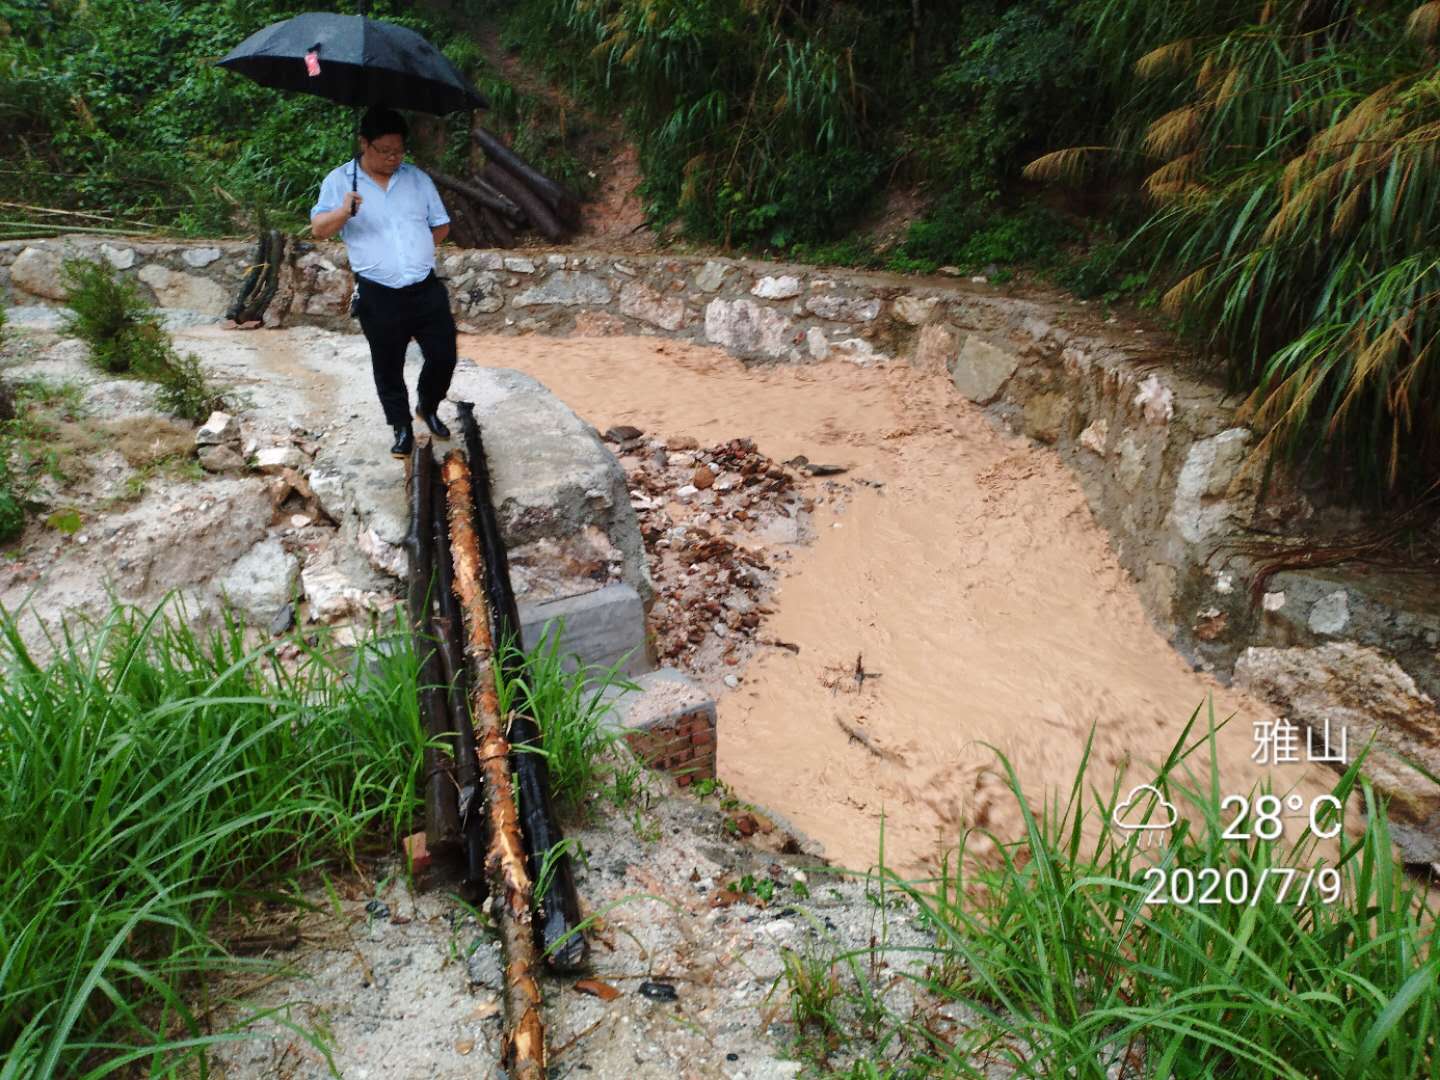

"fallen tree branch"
[442, 452, 546, 1080]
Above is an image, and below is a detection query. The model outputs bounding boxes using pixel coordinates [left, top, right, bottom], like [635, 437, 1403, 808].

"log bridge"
[404, 402, 588, 1080]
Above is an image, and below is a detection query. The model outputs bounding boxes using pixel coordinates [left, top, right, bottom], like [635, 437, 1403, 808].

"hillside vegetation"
[4, 0, 1440, 497]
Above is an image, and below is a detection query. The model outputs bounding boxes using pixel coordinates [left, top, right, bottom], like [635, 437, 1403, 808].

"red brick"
[402, 831, 432, 873]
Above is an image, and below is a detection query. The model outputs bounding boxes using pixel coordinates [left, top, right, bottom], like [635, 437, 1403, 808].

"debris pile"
[605, 429, 819, 674]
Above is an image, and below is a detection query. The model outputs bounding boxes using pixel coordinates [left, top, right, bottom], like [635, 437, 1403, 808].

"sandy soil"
[456, 334, 1334, 873]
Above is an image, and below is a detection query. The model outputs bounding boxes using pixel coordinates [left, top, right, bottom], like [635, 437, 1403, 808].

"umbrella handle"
[350, 158, 360, 217]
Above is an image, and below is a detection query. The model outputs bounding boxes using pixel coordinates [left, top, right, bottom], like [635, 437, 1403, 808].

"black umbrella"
[218, 12, 487, 114]
[218, 12, 487, 212]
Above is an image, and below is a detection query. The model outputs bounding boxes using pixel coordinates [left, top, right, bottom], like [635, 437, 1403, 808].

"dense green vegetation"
[0, 0, 492, 236]
[502, 0, 1440, 499]
[5, 0, 1440, 494]
[0, 601, 641, 1075]
[0, 603, 426, 1077]
[783, 714, 1440, 1078]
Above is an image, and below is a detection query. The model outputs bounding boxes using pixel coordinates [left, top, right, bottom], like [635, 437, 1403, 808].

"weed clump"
[60, 257, 229, 422]
[0, 455, 22, 543]
[0, 379, 21, 543]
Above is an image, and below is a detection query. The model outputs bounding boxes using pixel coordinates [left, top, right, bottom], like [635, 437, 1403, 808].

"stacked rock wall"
[4, 235, 1438, 708]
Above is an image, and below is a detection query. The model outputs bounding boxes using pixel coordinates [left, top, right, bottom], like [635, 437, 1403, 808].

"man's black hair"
[360, 107, 408, 143]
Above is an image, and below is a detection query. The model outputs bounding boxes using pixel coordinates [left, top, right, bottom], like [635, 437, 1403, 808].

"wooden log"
[426, 167, 521, 219]
[443, 192, 485, 249]
[482, 162, 568, 243]
[455, 402, 589, 973]
[480, 205, 516, 249]
[408, 443, 461, 854]
[442, 452, 547, 1080]
[430, 464, 488, 892]
[226, 228, 284, 324]
[472, 127, 581, 224]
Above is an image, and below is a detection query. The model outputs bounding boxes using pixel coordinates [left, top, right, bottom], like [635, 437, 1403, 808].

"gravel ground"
[205, 783, 946, 1080]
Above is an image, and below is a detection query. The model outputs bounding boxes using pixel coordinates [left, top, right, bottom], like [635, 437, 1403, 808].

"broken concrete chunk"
[219, 538, 299, 620]
[358, 527, 406, 579]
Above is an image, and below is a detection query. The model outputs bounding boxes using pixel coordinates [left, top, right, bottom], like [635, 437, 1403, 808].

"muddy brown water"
[457, 333, 1332, 873]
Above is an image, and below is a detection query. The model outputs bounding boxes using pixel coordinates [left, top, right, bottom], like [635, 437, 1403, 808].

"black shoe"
[390, 424, 414, 459]
[415, 407, 451, 440]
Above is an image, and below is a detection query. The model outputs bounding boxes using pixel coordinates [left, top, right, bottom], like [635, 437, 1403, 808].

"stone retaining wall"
[4, 235, 1438, 705]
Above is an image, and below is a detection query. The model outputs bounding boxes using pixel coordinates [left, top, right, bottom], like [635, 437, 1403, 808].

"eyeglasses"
[367, 144, 405, 160]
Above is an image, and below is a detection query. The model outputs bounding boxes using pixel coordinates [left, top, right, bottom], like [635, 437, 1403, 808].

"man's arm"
[312, 192, 361, 239]
[422, 172, 451, 248]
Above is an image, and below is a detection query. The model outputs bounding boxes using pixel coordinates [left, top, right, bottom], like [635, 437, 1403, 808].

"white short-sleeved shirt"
[310, 161, 450, 288]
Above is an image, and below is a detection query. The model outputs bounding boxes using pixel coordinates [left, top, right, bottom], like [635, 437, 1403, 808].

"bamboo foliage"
[1030, 0, 1440, 496]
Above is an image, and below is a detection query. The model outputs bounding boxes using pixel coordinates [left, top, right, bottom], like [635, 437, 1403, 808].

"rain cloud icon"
[1112, 784, 1179, 845]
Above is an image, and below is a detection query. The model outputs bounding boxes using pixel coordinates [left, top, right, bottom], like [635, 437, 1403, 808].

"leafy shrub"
[153, 348, 230, 423]
[60, 258, 166, 375]
[890, 201, 1075, 275]
[61, 257, 228, 420]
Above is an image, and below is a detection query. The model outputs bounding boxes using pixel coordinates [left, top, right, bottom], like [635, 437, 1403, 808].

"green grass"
[0, 600, 425, 1078]
[493, 626, 642, 820]
[782, 707, 1440, 1078]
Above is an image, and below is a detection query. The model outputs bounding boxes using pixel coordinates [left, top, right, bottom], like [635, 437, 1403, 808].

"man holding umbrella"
[311, 106, 454, 458]
[220, 10, 488, 460]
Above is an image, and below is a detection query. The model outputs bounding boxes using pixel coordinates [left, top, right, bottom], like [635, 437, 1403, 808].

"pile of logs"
[427, 127, 582, 249]
[405, 404, 590, 1077]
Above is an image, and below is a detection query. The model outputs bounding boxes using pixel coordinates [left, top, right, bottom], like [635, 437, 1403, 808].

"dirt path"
[455, 334, 1333, 872]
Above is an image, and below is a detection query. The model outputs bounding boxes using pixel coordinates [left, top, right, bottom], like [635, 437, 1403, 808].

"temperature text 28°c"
[1220, 794, 1342, 841]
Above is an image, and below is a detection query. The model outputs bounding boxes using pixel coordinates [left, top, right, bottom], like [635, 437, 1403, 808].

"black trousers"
[355, 272, 457, 428]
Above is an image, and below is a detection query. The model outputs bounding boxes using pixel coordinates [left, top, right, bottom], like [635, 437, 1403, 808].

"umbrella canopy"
[218, 12, 487, 116]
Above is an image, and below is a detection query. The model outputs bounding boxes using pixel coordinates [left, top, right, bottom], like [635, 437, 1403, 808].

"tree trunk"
[442, 453, 547, 1080]
[455, 402, 589, 973]
[482, 162, 568, 243]
[472, 127, 581, 225]
[425, 167, 522, 219]
[431, 465, 487, 892]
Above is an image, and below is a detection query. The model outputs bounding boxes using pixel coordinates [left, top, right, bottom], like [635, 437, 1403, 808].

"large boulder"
[137, 264, 228, 312]
[950, 335, 1020, 405]
[10, 246, 67, 301]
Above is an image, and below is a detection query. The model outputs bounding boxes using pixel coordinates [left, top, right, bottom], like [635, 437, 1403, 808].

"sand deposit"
[455, 335, 1334, 872]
